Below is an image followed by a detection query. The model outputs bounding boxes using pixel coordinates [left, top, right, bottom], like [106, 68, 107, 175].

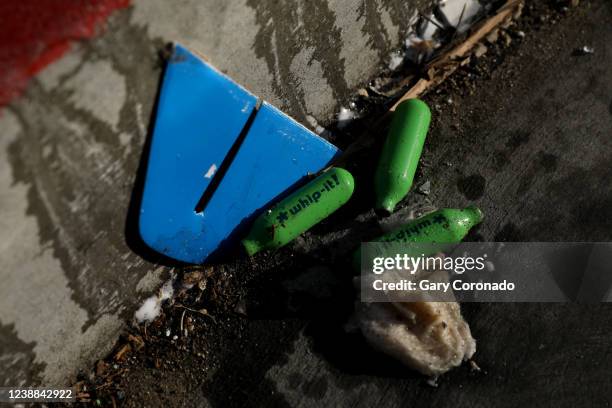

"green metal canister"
[375, 99, 431, 213]
[353, 207, 483, 268]
[374, 207, 483, 244]
[242, 167, 355, 256]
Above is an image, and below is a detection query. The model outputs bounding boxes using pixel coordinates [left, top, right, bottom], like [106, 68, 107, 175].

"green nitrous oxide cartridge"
[242, 167, 355, 256]
[375, 207, 483, 243]
[353, 207, 483, 268]
[375, 99, 431, 213]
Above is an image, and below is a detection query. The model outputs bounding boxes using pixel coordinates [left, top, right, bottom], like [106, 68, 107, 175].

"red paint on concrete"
[0, 0, 130, 107]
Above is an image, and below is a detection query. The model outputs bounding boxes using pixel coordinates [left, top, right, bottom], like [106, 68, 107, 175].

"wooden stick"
[325, 0, 523, 170]
[391, 0, 523, 111]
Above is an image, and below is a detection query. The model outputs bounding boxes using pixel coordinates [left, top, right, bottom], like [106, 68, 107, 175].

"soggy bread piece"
[355, 301, 476, 376]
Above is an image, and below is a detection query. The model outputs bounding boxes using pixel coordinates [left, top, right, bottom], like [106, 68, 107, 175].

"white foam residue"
[204, 164, 217, 179]
[134, 278, 174, 323]
[134, 298, 160, 323]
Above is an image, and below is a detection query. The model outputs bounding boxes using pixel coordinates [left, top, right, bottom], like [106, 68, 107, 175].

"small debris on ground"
[114, 344, 131, 362]
[469, 359, 482, 372]
[486, 28, 499, 43]
[575, 45, 594, 55]
[418, 180, 432, 195]
[305, 114, 330, 136]
[473, 43, 488, 58]
[95, 360, 109, 377]
[128, 334, 145, 351]
[426, 376, 440, 387]
[134, 278, 175, 323]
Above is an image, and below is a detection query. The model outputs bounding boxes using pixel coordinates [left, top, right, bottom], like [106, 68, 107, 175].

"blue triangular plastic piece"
[139, 44, 339, 263]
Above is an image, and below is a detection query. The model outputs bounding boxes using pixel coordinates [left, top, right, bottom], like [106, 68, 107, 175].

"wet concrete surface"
[0, 0, 433, 388]
[80, 1, 612, 406]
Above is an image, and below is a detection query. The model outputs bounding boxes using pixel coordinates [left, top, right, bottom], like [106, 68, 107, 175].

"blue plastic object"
[139, 44, 339, 264]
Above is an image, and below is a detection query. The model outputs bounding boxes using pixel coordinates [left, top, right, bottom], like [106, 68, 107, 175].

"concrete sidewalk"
[0, 0, 430, 387]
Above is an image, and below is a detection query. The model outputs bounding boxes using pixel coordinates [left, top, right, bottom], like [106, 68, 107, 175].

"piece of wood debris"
[325, 0, 524, 170]
[391, 0, 523, 110]
[128, 334, 145, 351]
[95, 360, 109, 376]
[113, 344, 132, 362]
